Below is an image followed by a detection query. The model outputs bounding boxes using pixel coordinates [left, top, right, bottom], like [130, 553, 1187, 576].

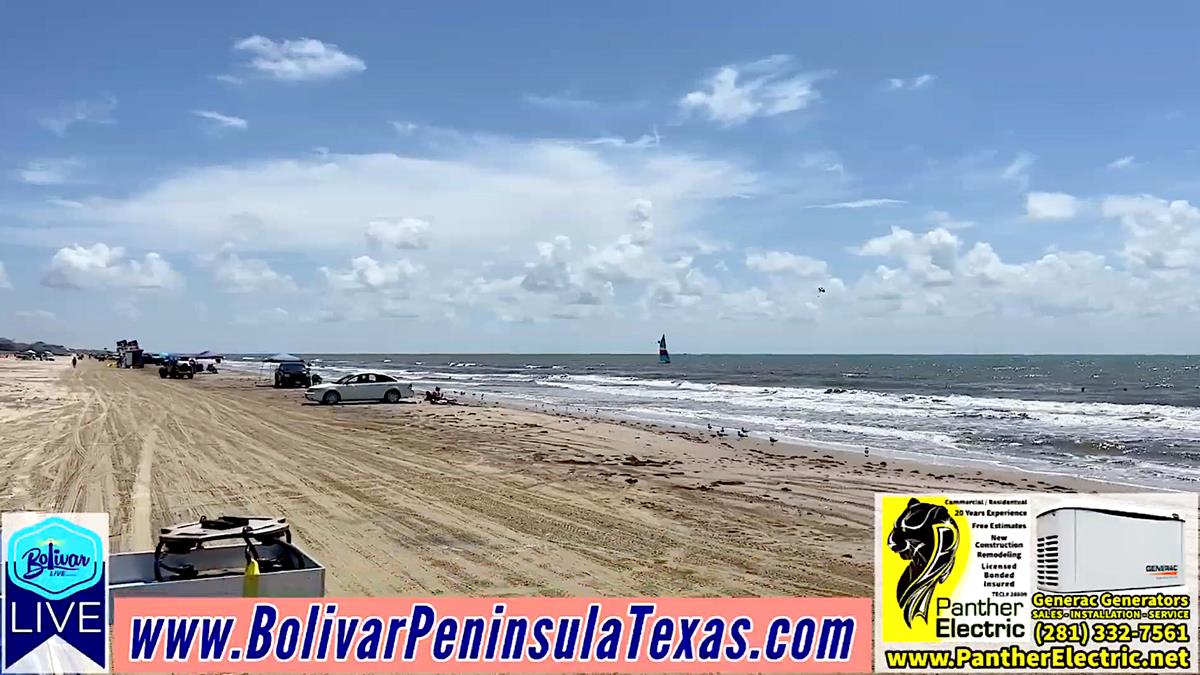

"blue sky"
[3, 2, 1200, 353]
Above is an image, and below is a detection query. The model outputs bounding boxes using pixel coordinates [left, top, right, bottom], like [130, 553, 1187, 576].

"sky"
[3, 2, 1200, 354]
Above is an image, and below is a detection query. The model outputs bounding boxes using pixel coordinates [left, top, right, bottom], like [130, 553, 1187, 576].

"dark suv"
[274, 362, 321, 388]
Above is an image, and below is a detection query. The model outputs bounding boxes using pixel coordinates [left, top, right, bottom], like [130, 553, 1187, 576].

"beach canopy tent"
[192, 350, 223, 360]
[255, 352, 305, 385]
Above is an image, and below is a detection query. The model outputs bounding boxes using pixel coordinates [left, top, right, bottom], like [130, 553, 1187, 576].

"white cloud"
[42, 243, 181, 290]
[1106, 155, 1138, 170]
[209, 252, 294, 293]
[47, 198, 85, 209]
[856, 226, 960, 287]
[211, 74, 245, 85]
[15, 309, 55, 321]
[928, 210, 975, 230]
[39, 136, 758, 257]
[745, 250, 828, 276]
[523, 90, 599, 110]
[0, 262, 10, 289]
[1025, 191, 1080, 220]
[18, 158, 83, 185]
[391, 121, 419, 135]
[680, 55, 832, 126]
[583, 132, 660, 149]
[192, 110, 248, 130]
[886, 74, 936, 90]
[365, 218, 431, 251]
[38, 97, 116, 136]
[1102, 194, 1200, 272]
[233, 36, 365, 81]
[1000, 152, 1036, 189]
[321, 255, 420, 292]
[806, 198, 906, 209]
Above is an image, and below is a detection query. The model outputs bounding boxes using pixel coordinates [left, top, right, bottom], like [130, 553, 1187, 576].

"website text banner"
[875, 492, 1199, 673]
[113, 596, 871, 673]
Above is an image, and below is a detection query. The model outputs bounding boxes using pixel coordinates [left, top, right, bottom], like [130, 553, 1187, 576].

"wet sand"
[0, 358, 1109, 597]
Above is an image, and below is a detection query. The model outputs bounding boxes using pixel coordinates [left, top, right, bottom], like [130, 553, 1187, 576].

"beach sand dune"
[0, 359, 1098, 597]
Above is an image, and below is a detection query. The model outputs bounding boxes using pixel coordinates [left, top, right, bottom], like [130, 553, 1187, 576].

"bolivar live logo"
[2, 513, 108, 673]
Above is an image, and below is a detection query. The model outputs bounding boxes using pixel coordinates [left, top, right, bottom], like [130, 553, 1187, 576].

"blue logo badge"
[6, 517, 102, 600]
[3, 513, 108, 673]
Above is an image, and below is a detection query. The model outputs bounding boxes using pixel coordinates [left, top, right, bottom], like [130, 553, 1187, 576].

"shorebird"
[769, 436, 778, 444]
[737, 430, 748, 438]
[706, 423, 712, 430]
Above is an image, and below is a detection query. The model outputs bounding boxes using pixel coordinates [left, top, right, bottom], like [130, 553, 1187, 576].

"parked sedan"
[305, 371, 415, 405]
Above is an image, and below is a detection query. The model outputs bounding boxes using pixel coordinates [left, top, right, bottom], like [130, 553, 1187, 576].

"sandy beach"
[0, 358, 1109, 597]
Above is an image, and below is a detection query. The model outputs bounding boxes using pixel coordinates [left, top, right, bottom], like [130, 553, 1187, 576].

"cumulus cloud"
[321, 255, 420, 292]
[886, 74, 936, 90]
[1025, 191, 1080, 220]
[18, 158, 83, 185]
[1102, 194, 1200, 272]
[856, 226, 960, 287]
[806, 198, 905, 209]
[233, 36, 365, 81]
[42, 243, 181, 290]
[745, 250, 828, 276]
[38, 97, 116, 136]
[192, 110, 248, 131]
[365, 218, 431, 251]
[680, 55, 832, 126]
[449, 200, 719, 320]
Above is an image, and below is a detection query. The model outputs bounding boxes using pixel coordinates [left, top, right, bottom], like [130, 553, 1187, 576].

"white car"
[305, 371, 415, 405]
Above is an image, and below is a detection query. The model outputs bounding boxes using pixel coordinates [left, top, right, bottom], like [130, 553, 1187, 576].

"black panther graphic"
[887, 498, 961, 628]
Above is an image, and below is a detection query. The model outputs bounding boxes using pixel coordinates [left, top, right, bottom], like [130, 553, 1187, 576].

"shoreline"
[220, 357, 1192, 492]
[0, 360, 1123, 600]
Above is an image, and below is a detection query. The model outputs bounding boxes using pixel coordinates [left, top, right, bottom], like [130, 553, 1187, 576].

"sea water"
[227, 354, 1200, 490]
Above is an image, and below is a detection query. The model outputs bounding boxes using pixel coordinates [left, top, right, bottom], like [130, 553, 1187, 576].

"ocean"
[226, 354, 1200, 490]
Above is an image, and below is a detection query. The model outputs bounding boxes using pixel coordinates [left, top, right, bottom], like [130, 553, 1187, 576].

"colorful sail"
[658, 334, 670, 364]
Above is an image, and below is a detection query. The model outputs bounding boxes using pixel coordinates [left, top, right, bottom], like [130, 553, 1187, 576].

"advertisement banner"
[113, 596, 871, 672]
[875, 492, 1198, 672]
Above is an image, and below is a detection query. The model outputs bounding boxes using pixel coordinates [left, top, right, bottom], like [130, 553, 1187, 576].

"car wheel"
[384, 389, 401, 404]
[322, 390, 341, 405]
[159, 370, 167, 379]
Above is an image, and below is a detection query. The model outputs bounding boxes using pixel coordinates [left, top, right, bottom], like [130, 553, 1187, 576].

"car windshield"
[278, 363, 306, 373]
[335, 374, 357, 384]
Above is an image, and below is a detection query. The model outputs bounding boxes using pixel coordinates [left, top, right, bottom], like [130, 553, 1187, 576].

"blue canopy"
[265, 353, 303, 363]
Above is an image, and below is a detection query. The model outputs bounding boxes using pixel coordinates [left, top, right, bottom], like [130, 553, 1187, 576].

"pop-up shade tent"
[256, 352, 305, 385]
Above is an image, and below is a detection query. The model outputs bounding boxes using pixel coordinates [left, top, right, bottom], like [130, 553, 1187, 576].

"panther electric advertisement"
[875, 493, 1198, 673]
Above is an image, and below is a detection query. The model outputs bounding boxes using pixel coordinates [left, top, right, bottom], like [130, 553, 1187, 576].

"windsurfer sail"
[658, 334, 671, 364]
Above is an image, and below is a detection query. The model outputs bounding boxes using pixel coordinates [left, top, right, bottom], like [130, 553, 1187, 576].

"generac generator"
[1036, 507, 1184, 593]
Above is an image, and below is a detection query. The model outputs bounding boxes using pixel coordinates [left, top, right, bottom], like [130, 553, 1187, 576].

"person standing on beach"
[72, 356, 77, 368]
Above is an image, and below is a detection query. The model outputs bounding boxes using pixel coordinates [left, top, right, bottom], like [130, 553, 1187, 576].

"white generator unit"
[1036, 507, 1185, 593]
